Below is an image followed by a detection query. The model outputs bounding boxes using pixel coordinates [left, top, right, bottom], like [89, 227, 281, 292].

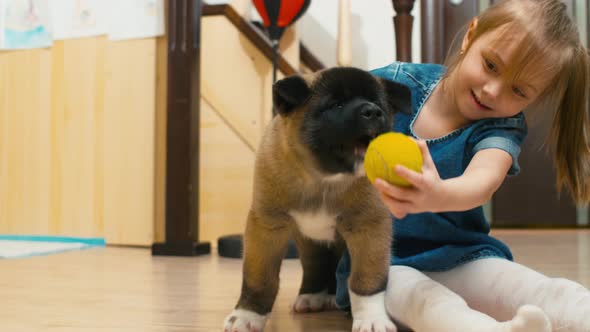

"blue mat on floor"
[0, 235, 105, 259]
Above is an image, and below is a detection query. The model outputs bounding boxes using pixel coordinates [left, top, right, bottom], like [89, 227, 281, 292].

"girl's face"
[451, 23, 548, 122]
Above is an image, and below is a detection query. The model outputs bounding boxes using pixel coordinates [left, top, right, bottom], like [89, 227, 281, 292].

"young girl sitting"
[335, 0, 590, 331]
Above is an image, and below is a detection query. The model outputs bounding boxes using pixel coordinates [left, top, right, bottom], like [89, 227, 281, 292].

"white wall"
[297, 0, 422, 70]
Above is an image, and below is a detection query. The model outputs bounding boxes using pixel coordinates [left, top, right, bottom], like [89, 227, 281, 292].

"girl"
[335, 0, 590, 331]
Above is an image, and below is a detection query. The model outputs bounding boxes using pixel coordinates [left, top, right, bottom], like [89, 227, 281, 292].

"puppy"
[223, 67, 411, 332]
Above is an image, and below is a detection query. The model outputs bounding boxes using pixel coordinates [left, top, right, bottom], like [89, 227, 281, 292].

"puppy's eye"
[319, 102, 343, 114]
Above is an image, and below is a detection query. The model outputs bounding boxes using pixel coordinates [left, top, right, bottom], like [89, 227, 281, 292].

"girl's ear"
[461, 18, 479, 53]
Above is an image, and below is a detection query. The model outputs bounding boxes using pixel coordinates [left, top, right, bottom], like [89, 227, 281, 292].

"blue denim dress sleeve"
[466, 115, 528, 175]
[334, 62, 528, 310]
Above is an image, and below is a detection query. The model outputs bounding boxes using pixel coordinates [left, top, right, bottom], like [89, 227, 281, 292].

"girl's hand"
[373, 140, 446, 219]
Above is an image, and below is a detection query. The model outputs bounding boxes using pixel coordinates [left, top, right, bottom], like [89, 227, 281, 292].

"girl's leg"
[427, 258, 590, 332]
[385, 265, 551, 332]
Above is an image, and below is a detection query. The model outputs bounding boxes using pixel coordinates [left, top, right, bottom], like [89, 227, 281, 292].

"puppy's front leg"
[339, 219, 396, 332]
[292, 234, 341, 313]
[224, 210, 291, 332]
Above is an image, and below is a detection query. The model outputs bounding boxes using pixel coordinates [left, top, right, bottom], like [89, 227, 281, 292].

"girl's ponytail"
[550, 46, 590, 203]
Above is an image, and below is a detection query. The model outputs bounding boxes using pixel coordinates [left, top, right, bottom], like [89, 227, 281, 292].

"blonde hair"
[445, 0, 590, 203]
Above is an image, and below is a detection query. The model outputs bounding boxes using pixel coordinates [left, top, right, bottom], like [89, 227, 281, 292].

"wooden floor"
[2, 230, 590, 332]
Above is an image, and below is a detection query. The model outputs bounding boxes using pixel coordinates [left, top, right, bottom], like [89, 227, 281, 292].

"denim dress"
[335, 62, 528, 310]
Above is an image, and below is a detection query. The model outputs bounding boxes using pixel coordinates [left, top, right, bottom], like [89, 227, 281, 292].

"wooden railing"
[202, 4, 298, 75]
[392, 0, 415, 62]
[202, 4, 325, 74]
[299, 42, 326, 72]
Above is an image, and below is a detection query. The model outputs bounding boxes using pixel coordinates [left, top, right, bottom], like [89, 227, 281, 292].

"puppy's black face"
[273, 67, 411, 175]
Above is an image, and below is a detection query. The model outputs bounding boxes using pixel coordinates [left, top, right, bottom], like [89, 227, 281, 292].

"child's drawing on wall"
[144, 0, 157, 17]
[50, 0, 106, 40]
[1, 0, 52, 49]
[73, 0, 97, 30]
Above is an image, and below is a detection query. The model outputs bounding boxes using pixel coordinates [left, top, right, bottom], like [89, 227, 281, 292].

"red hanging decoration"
[253, 0, 311, 42]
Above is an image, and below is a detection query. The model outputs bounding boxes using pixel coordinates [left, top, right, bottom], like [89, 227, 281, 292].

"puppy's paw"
[350, 291, 396, 332]
[223, 309, 267, 332]
[292, 290, 338, 313]
[352, 316, 397, 332]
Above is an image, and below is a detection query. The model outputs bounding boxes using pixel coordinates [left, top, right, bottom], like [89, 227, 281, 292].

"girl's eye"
[512, 86, 526, 98]
[484, 58, 497, 72]
[331, 102, 343, 109]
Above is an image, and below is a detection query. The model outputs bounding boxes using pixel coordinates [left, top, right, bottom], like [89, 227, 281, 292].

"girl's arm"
[438, 148, 512, 210]
[374, 140, 512, 219]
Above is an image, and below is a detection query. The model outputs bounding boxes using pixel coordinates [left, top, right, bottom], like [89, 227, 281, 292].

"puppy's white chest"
[289, 208, 337, 242]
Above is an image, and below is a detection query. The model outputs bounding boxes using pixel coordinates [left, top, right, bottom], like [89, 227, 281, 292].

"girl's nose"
[481, 79, 503, 99]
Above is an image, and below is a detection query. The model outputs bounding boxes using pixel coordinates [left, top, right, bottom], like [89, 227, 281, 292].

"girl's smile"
[470, 89, 492, 111]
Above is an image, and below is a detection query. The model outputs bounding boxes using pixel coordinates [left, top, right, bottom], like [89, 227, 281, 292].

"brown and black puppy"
[223, 67, 411, 332]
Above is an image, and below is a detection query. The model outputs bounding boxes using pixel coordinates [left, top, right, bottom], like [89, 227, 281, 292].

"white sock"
[384, 265, 552, 332]
[502, 305, 551, 332]
[427, 258, 590, 332]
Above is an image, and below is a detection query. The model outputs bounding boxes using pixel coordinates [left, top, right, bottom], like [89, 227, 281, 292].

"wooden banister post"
[392, 0, 416, 62]
[152, 0, 210, 256]
[337, 0, 352, 66]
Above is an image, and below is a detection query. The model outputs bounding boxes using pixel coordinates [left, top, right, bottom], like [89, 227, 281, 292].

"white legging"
[385, 258, 590, 332]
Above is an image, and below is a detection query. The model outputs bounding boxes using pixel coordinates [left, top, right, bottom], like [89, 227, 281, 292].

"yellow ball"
[364, 133, 423, 187]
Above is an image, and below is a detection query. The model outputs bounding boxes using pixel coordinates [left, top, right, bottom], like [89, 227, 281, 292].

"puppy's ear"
[381, 79, 412, 115]
[273, 75, 311, 116]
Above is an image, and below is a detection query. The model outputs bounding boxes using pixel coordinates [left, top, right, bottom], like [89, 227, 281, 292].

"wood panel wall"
[0, 8, 299, 247]
[0, 37, 162, 245]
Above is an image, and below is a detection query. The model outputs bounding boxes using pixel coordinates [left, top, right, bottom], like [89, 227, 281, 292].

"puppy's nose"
[360, 104, 384, 120]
